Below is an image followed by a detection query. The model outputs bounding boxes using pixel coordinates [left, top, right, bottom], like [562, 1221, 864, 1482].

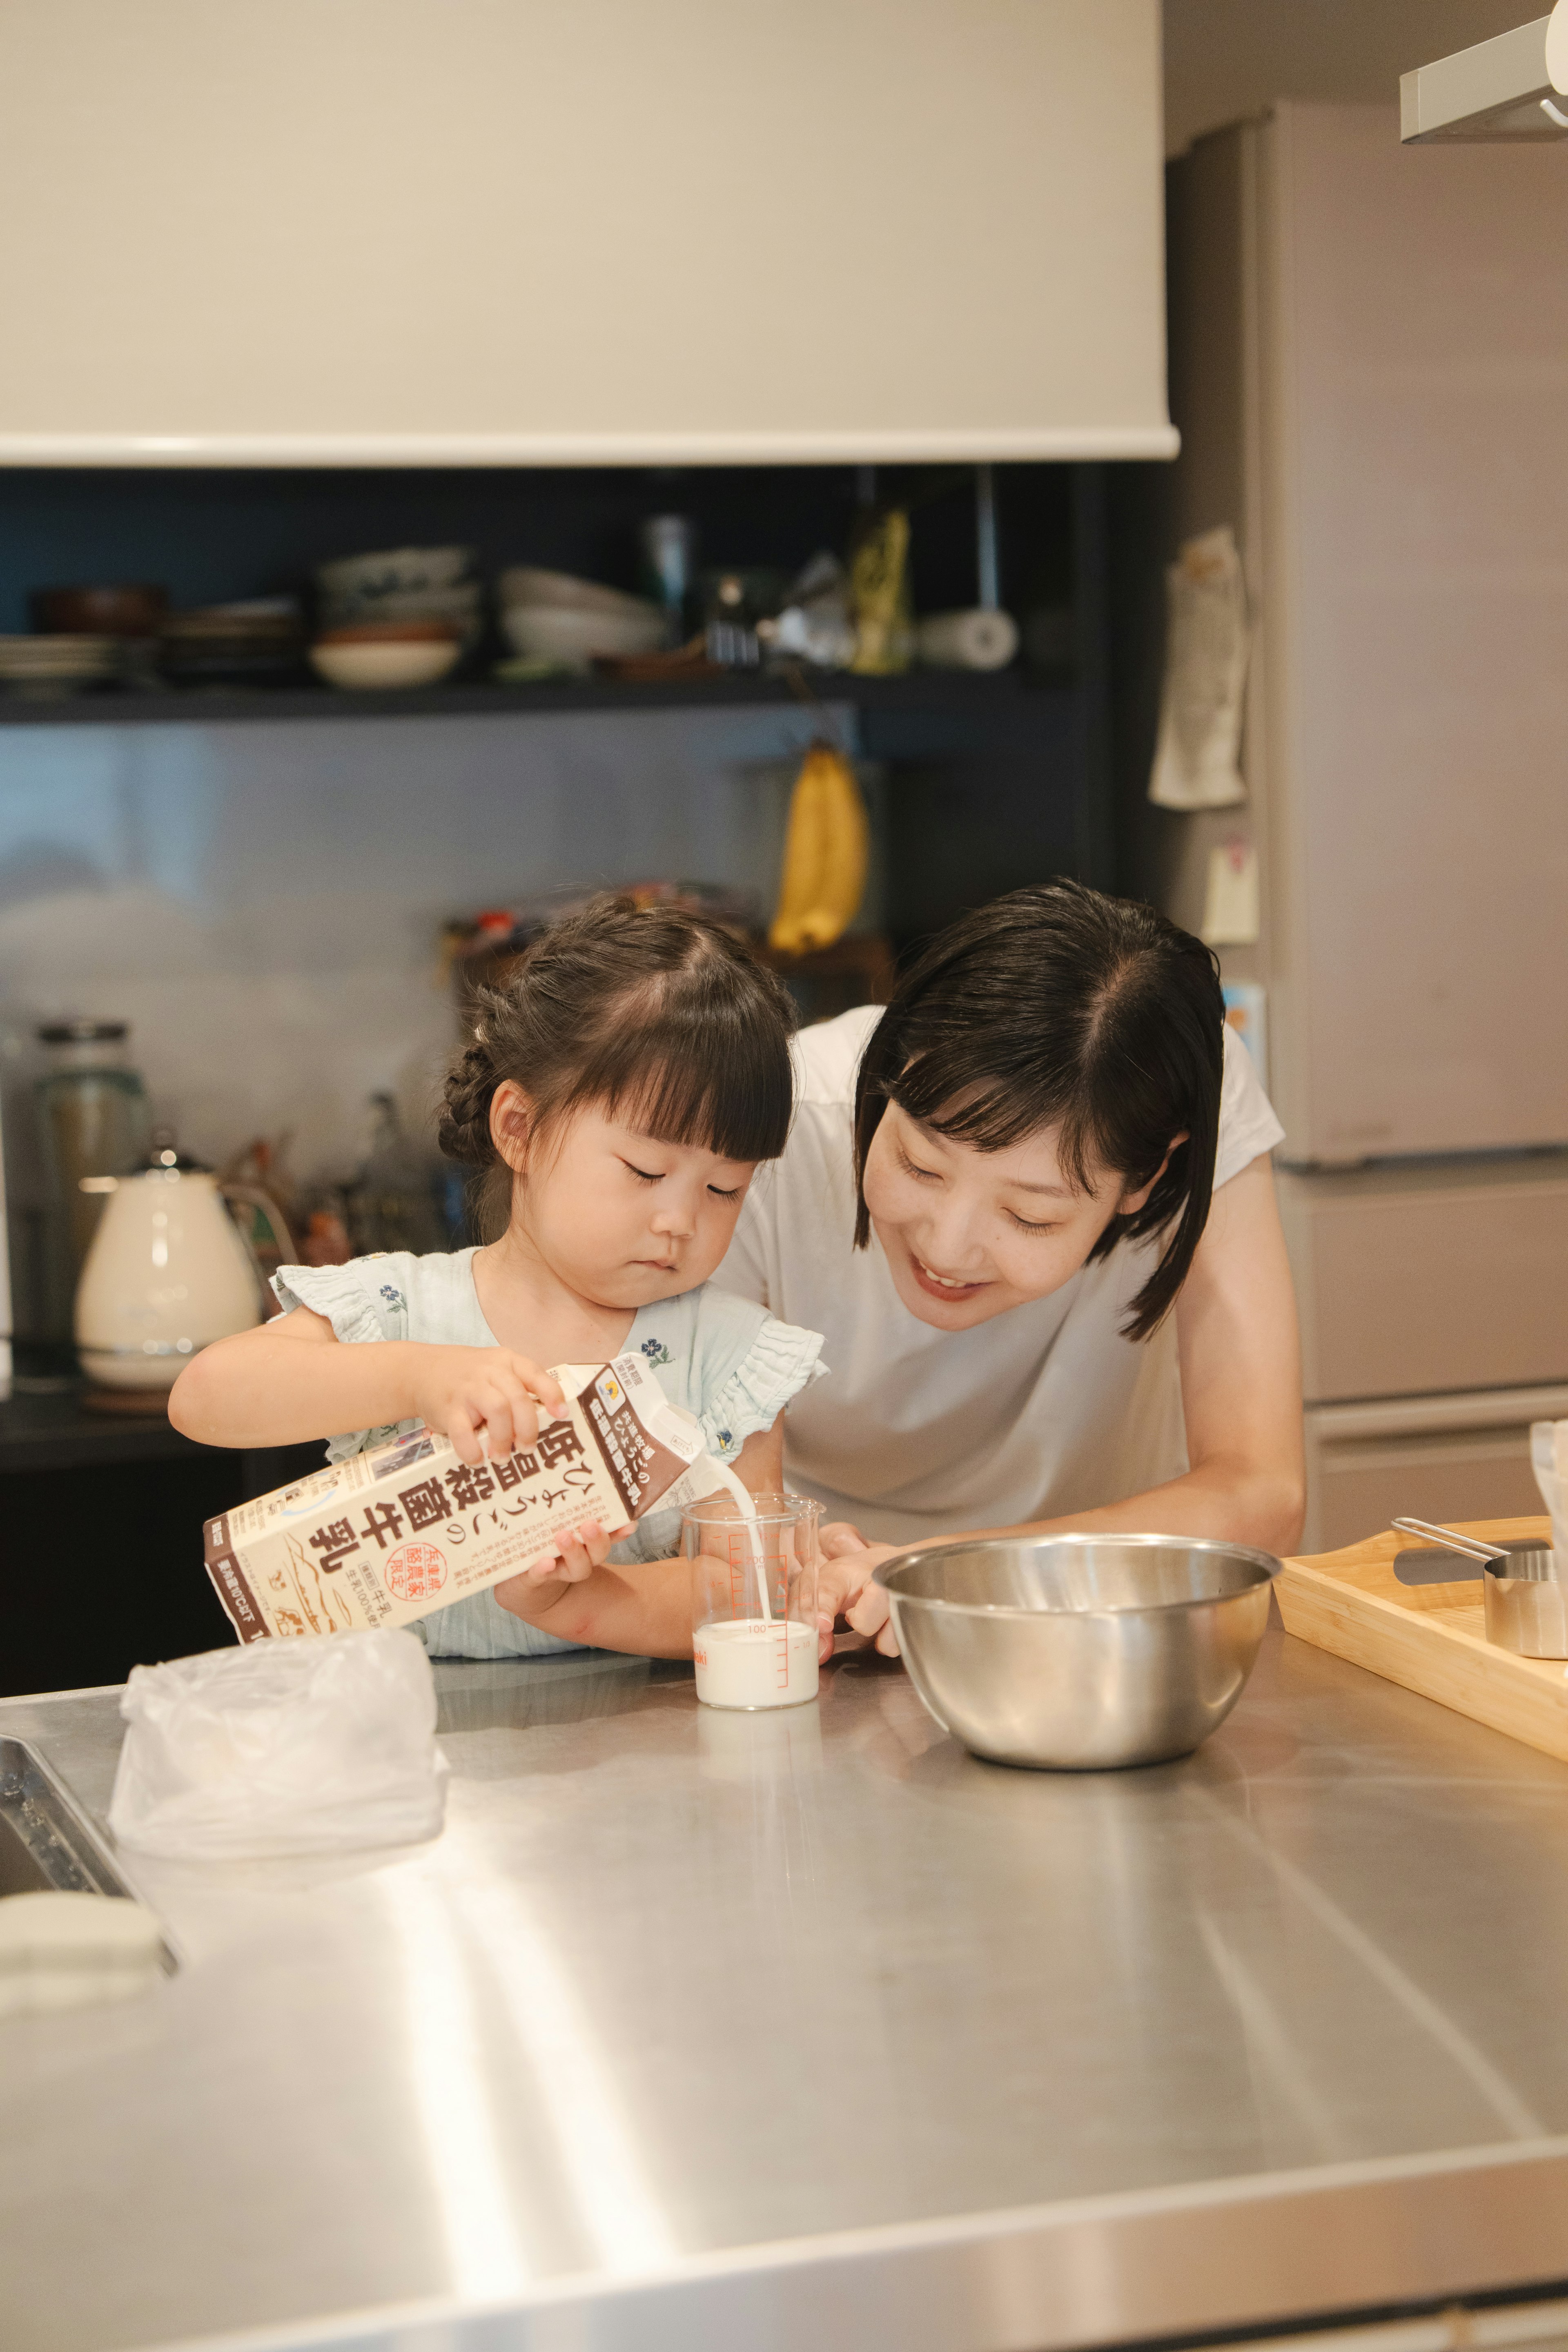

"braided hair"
[440, 896, 797, 1240]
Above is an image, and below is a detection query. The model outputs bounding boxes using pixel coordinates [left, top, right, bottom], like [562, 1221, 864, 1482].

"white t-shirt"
[712, 1008, 1285, 1546]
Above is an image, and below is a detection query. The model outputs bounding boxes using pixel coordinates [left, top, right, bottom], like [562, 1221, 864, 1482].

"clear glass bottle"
[35, 1020, 151, 1347]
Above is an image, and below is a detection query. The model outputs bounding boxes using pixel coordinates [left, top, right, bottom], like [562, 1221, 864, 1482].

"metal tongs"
[1392, 1516, 1512, 1571]
[1392, 1515, 1565, 1656]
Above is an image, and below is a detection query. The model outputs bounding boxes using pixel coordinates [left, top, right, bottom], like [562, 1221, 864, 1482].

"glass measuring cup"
[682, 1491, 820, 1711]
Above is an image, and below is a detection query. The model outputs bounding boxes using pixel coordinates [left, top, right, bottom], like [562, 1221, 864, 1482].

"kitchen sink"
[0, 1738, 176, 1969]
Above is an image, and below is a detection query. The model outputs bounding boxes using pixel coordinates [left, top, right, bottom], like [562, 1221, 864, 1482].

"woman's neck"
[472, 1224, 637, 1368]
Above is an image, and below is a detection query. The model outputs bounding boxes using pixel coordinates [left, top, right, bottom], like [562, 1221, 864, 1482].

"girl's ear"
[490, 1080, 533, 1174]
[1116, 1131, 1189, 1218]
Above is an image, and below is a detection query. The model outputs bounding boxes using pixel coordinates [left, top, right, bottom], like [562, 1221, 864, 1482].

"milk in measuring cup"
[694, 1619, 819, 1708]
[678, 1470, 820, 1710]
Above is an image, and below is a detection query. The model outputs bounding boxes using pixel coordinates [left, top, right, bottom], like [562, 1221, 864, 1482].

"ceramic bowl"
[499, 566, 659, 619]
[31, 584, 169, 637]
[315, 546, 474, 599]
[315, 621, 458, 647]
[501, 603, 666, 670]
[310, 639, 461, 691]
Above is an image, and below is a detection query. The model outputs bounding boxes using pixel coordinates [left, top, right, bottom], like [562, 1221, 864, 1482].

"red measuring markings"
[719, 1524, 784, 1619]
[718, 1526, 795, 1689]
[383, 1542, 448, 1603]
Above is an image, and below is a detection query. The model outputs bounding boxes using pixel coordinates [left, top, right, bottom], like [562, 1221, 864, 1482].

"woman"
[712, 880, 1304, 1650]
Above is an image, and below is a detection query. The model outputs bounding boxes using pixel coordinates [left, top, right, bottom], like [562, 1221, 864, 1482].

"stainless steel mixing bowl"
[873, 1534, 1280, 1770]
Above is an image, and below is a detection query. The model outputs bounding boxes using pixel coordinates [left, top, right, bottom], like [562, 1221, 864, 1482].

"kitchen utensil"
[873, 1534, 1278, 1769]
[315, 621, 458, 647]
[35, 1020, 151, 1344]
[700, 569, 784, 670]
[74, 1145, 294, 1392]
[1389, 1514, 1564, 1652]
[1390, 1515, 1511, 1566]
[309, 639, 461, 690]
[1396, 1517, 1568, 1660]
[31, 584, 169, 638]
[498, 566, 656, 618]
[639, 516, 698, 642]
[1276, 1517, 1567, 1761]
[0, 635, 119, 695]
[915, 608, 1020, 670]
[1483, 1550, 1568, 1657]
[159, 601, 307, 686]
[499, 602, 665, 670]
[684, 1491, 820, 1711]
[316, 546, 474, 599]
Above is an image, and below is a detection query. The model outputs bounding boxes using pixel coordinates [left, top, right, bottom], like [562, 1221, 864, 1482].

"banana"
[769, 742, 869, 955]
[768, 743, 833, 953]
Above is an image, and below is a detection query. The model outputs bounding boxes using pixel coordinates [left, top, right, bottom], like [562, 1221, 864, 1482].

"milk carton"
[205, 1353, 707, 1642]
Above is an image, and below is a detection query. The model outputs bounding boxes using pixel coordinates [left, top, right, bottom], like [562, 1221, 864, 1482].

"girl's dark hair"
[853, 881, 1225, 1341]
[440, 896, 797, 1241]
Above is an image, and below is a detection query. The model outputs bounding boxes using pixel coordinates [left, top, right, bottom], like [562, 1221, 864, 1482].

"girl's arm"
[838, 1155, 1306, 1649]
[167, 1306, 565, 1465]
[490, 1412, 788, 1657]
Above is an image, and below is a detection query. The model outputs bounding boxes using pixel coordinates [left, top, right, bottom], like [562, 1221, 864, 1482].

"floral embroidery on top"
[717, 1430, 734, 1452]
[380, 1285, 405, 1307]
[640, 1338, 673, 1367]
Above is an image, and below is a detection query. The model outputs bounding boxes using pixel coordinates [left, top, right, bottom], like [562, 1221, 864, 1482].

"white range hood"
[0, 0, 1176, 468]
[1401, 6, 1568, 143]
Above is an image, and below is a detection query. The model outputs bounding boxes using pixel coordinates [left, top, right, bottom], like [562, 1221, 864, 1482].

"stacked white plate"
[498, 567, 666, 671]
[0, 635, 119, 695]
[315, 546, 483, 650]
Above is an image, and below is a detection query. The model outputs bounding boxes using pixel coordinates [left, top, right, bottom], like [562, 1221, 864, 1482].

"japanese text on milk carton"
[203, 1354, 704, 1641]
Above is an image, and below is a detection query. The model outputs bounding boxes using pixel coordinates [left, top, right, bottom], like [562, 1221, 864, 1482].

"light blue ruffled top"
[271, 1248, 826, 1660]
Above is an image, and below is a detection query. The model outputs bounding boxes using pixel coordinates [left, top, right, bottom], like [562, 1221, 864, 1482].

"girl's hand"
[491, 1520, 633, 1618]
[816, 1522, 904, 1657]
[408, 1347, 564, 1466]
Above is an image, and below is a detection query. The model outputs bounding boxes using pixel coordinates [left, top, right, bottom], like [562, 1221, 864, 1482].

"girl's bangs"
[596, 1022, 793, 1164]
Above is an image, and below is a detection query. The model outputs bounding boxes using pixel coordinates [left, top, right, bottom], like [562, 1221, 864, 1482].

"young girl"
[169, 900, 826, 1660]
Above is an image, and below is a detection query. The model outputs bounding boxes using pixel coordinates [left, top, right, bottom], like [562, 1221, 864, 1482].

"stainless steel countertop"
[7, 1623, 1568, 2352]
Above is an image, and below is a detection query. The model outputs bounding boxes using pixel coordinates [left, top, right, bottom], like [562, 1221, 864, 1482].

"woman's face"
[861, 1100, 1166, 1331]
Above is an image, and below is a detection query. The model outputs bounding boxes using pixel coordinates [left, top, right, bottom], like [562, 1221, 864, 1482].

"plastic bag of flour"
[1531, 1421, 1568, 1564]
[109, 1628, 447, 1860]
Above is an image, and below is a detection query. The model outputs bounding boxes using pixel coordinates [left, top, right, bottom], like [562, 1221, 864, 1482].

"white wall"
[1164, 0, 1534, 154]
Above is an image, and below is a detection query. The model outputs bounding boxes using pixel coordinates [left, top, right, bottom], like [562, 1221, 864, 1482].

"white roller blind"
[0, 0, 1173, 465]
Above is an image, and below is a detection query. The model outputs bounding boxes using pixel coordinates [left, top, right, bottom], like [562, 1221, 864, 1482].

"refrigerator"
[1153, 101, 1568, 1552]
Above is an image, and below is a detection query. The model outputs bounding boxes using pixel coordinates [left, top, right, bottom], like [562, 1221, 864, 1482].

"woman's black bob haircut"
[439, 895, 797, 1241]
[853, 880, 1226, 1341]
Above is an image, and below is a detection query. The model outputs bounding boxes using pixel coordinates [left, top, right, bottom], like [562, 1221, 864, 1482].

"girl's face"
[861, 1100, 1168, 1332]
[497, 1087, 756, 1310]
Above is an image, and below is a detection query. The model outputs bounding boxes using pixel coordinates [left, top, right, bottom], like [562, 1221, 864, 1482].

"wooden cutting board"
[1275, 1515, 1568, 1762]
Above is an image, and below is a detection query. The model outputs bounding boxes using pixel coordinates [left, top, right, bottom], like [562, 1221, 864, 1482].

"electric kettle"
[75, 1138, 295, 1392]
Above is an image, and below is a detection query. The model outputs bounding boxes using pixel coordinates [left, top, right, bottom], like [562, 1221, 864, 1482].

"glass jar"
[36, 1020, 151, 1343]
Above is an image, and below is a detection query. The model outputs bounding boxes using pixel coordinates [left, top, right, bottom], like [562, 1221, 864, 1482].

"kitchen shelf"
[0, 665, 1069, 730]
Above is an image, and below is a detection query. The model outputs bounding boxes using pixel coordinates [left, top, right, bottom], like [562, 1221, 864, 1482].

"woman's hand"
[817, 1521, 904, 1657]
[407, 1347, 564, 1467]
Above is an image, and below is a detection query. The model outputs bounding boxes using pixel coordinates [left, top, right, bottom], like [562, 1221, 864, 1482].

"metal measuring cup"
[1392, 1515, 1566, 1658]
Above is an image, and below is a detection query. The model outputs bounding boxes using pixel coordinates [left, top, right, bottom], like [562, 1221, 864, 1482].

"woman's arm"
[167, 1307, 564, 1465]
[490, 1412, 788, 1657]
[841, 1156, 1305, 1648]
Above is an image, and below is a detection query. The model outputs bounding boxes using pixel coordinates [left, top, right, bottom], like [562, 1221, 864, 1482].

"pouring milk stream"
[673, 1455, 818, 1711]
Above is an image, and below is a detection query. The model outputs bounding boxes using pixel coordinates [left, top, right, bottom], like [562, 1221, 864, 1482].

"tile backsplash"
[0, 698, 863, 1205]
